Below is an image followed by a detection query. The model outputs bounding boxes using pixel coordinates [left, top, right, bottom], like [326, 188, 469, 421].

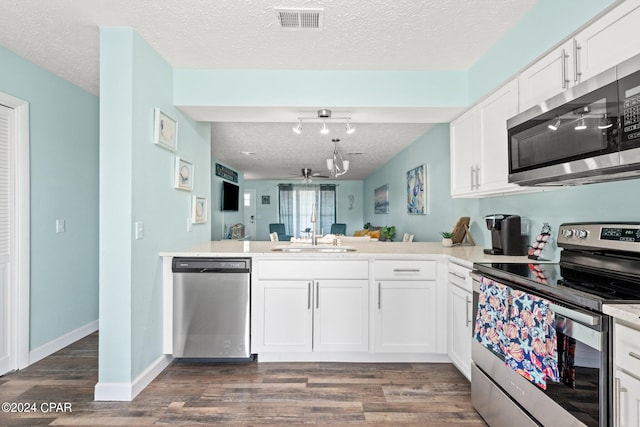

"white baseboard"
[29, 320, 99, 365]
[94, 353, 172, 401]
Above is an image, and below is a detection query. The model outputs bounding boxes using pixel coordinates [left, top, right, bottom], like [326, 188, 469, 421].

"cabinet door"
[478, 79, 519, 193]
[518, 39, 574, 112]
[615, 370, 640, 427]
[254, 280, 313, 352]
[576, 2, 640, 83]
[450, 108, 479, 197]
[448, 283, 472, 380]
[374, 280, 437, 353]
[313, 280, 369, 352]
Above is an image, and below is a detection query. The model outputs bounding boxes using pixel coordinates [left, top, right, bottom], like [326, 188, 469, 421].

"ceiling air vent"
[275, 7, 324, 30]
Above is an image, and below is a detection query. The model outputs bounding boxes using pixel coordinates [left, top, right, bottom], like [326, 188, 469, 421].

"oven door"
[471, 273, 610, 427]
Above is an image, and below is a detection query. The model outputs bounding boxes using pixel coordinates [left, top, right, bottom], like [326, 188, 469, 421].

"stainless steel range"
[472, 222, 640, 427]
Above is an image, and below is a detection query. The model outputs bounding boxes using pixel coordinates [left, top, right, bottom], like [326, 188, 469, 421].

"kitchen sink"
[271, 245, 357, 253]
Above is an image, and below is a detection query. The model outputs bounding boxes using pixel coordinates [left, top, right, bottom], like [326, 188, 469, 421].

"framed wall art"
[153, 108, 178, 151]
[192, 196, 207, 224]
[407, 164, 426, 214]
[174, 157, 193, 191]
[374, 184, 389, 214]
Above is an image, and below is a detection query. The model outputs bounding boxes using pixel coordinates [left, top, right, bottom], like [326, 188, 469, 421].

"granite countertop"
[160, 240, 538, 266]
[603, 304, 640, 328]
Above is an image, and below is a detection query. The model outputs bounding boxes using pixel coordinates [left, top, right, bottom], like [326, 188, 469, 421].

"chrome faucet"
[310, 203, 317, 245]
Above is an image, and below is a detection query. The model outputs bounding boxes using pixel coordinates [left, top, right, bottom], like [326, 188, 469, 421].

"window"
[278, 184, 336, 237]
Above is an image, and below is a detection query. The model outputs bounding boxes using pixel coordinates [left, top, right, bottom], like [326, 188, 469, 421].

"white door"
[0, 104, 14, 375]
[243, 189, 256, 240]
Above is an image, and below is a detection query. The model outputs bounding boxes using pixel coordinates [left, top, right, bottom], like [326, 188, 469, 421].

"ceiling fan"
[285, 168, 330, 182]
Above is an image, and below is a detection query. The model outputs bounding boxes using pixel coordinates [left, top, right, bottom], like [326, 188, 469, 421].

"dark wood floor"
[0, 333, 486, 426]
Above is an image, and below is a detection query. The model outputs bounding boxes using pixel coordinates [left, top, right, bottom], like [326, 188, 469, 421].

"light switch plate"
[135, 221, 144, 240]
[187, 218, 192, 232]
[56, 219, 65, 233]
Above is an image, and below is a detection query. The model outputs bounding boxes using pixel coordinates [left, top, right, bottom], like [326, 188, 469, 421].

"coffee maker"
[484, 214, 526, 255]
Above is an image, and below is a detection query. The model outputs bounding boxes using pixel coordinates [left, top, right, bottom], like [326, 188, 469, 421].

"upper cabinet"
[519, 1, 640, 112]
[451, 80, 520, 197]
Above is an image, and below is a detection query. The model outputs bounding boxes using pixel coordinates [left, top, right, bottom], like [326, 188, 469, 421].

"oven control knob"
[561, 228, 573, 238]
[576, 229, 588, 239]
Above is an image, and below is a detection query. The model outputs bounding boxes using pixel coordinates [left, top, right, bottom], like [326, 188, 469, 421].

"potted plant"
[381, 225, 396, 242]
[441, 231, 454, 247]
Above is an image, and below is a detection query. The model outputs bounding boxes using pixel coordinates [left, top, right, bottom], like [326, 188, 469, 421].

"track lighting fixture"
[292, 109, 355, 135]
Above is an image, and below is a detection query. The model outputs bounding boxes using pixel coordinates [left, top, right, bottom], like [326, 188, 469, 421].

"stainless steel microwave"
[507, 53, 640, 186]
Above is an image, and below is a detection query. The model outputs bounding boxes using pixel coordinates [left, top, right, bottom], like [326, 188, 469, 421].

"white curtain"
[278, 184, 336, 237]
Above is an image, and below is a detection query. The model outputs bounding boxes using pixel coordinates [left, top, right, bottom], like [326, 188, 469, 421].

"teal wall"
[99, 28, 211, 383]
[243, 179, 364, 241]
[0, 46, 99, 349]
[363, 124, 479, 242]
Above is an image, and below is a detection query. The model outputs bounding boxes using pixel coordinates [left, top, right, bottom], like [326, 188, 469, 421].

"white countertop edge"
[604, 304, 640, 327]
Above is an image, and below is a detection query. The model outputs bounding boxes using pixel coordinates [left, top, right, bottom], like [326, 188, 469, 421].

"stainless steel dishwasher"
[172, 258, 251, 358]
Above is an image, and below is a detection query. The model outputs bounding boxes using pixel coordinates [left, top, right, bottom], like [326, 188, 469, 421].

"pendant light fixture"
[326, 138, 350, 178]
[292, 109, 355, 135]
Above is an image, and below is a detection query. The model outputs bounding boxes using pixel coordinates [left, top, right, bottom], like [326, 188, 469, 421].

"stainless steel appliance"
[507, 53, 640, 186]
[484, 214, 526, 255]
[472, 222, 640, 427]
[172, 258, 251, 358]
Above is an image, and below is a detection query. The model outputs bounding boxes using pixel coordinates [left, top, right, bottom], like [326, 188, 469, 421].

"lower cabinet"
[615, 369, 640, 427]
[374, 280, 437, 353]
[614, 321, 640, 426]
[253, 259, 369, 354]
[447, 261, 473, 380]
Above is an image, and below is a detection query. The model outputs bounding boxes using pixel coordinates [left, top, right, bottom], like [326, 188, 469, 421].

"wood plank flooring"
[0, 333, 486, 426]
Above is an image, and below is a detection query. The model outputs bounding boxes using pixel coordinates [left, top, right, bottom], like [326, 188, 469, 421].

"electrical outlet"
[56, 219, 65, 233]
[135, 221, 144, 240]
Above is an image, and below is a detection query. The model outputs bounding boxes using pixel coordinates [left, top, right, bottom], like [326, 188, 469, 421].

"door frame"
[0, 92, 30, 370]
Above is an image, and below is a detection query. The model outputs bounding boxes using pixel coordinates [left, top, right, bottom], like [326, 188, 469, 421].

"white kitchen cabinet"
[252, 259, 369, 354]
[518, 39, 576, 112]
[447, 261, 473, 380]
[450, 107, 479, 196]
[575, 1, 640, 84]
[614, 321, 640, 427]
[450, 80, 522, 198]
[615, 369, 640, 427]
[373, 259, 444, 354]
[374, 280, 437, 353]
[519, 2, 640, 112]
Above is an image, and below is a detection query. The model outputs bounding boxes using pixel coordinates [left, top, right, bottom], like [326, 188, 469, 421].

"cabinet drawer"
[615, 322, 640, 373]
[257, 259, 369, 280]
[448, 262, 471, 292]
[375, 260, 436, 280]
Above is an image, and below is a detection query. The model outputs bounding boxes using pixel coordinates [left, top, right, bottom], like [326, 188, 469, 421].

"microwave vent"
[275, 7, 324, 30]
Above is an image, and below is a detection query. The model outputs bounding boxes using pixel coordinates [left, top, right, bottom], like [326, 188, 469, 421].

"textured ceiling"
[0, 0, 537, 180]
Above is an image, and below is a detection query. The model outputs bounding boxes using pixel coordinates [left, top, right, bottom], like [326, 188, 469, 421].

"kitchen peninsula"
[161, 240, 535, 377]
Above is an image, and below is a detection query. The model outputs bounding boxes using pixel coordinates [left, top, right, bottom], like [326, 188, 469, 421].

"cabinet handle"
[616, 377, 628, 427]
[449, 271, 465, 280]
[629, 351, 640, 361]
[573, 39, 582, 83]
[470, 166, 475, 190]
[307, 282, 312, 310]
[393, 268, 420, 273]
[315, 281, 319, 309]
[378, 282, 381, 309]
[466, 296, 472, 326]
[561, 48, 570, 89]
[475, 166, 480, 190]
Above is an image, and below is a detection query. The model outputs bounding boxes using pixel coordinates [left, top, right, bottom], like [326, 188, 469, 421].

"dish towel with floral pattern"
[504, 289, 559, 390]
[473, 277, 510, 356]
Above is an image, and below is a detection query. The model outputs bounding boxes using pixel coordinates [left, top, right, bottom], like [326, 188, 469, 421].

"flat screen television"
[221, 181, 239, 211]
